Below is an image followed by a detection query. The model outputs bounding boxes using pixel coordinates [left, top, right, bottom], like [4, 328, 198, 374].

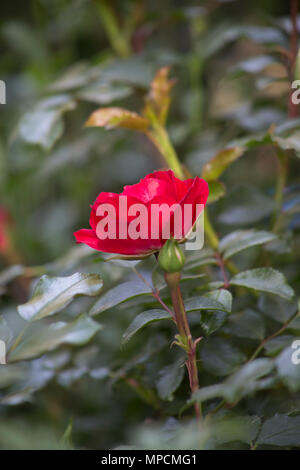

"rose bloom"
[74, 170, 209, 256]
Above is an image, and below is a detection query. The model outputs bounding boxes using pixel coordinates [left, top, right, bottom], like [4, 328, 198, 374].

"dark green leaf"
[122, 309, 172, 345]
[156, 359, 185, 401]
[199, 337, 246, 377]
[231, 268, 294, 301]
[18, 273, 103, 321]
[90, 281, 152, 316]
[185, 296, 230, 313]
[222, 309, 265, 340]
[257, 415, 300, 447]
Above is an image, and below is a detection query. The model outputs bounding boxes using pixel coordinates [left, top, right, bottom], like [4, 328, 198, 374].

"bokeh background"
[0, 0, 300, 450]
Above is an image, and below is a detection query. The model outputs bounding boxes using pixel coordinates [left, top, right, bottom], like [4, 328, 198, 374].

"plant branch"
[164, 271, 202, 422]
[248, 309, 300, 362]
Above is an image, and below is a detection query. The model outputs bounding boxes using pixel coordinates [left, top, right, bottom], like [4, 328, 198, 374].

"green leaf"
[191, 358, 274, 405]
[205, 289, 232, 312]
[18, 273, 103, 322]
[231, 268, 294, 301]
[199, 337, 246, 377]
[257, 415, 300, 447]
[122, 309, 172, 345]
[222, 309, 265, 340]
[206, 415, 261, 448]
[78, 83, 132, 104]
[185, 296, 230, 313]
[219, 230, 276, 260]
[207, 180, 226, 204]
[185, 248, 217, 271]
[156, 359, 185, 401]
[19, 95, 76, 150]
[198, 289, 232, 336]
[263, 335, 294, 357]
[199, 311, 228, 336]
[276, 344, 300, 392]
[223, 359, 274, 403]
[90, 281, 152, 316]
[8, 315, 102, 362]
[258, 294, 298, 323]
[218, 185, 275, 225]
[201, 147, 245, 181]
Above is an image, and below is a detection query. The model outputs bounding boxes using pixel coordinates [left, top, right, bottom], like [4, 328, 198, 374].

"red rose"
[74, 170, 208, 256]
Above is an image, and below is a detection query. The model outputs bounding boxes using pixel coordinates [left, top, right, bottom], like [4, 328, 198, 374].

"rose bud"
[158, 238, 185, 273]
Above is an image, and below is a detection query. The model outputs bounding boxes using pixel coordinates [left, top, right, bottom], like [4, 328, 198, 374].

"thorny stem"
[164, 271, 202, 423]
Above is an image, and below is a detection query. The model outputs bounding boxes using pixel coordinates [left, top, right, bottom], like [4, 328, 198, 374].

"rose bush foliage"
[0, 0, 300, 451]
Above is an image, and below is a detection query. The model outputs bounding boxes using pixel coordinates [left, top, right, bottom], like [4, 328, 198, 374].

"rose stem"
[164, 271, 202, 422]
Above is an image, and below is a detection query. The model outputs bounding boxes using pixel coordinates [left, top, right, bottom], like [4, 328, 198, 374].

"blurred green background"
[0, 0, 300, 450]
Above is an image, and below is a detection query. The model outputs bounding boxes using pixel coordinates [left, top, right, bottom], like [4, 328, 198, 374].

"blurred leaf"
[90, 281, 152, 316]
[219, 230, 276, 259]
[0, 364, 24, 390]
[207, 180, 226, 204]
[199, 337, 246, 377]
[0, 315, 13, 345]
[218, 185, 275, 225]
[0, 358, 55, 405]
[61, 418, 73, 448]
[263, 335, 294, 357]
[258, 294, 298, 323]
[231, 268, 294, 301]
[156, 358, 185, 401]
[9, 314, 102, 362]
[222, 309, 265, 340]
[19, 95, 76, 150]
[0, 418, 71, 449]
[201, 147, 244, 181]
[192, 358, 274, 405]
[206, 415, 261, 448]
[85, 107, 149, 131]
[122, 309, 172, 345]
[184, 248, 217, 271]
[144, 66, 175, 125]
[0, 265, 25, 286]
[257, 415, 300, 447]
[18, 273, 103, 322]
[231, 55, 275, 74]
[78, 83, 132, 104]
